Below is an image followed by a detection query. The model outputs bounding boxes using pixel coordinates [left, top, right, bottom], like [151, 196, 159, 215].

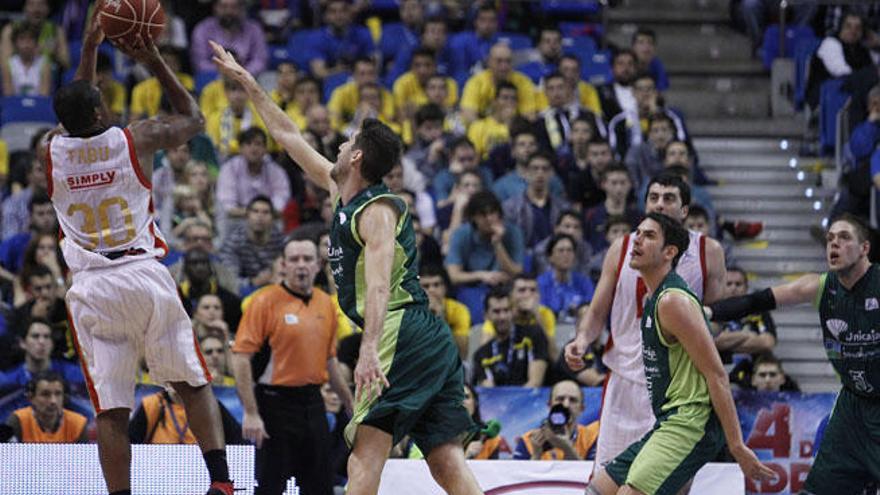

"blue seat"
[268, 44, 294, 70]
[323, 72, 351, 102]
[563, 35, 597, 63]
[794, 37, 821, 110]
[195, 71, 219, 94]
[819, 78, 849, 155]
[287, 28, 319, 72]
[761, 24, 816, 69]
[0, 96, 56, 125]
[364, 0, 399, 15]
[497, 32, 533, 51]
[582, 49, 612, 86]
[539, 0, 601, 16]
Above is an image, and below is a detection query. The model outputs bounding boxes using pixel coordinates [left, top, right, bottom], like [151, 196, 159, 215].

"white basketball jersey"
[48, 127, 167, 273]
[604, 229, 707, 383]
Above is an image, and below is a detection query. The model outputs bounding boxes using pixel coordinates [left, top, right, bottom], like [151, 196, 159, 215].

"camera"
[546, 404, 570, 435]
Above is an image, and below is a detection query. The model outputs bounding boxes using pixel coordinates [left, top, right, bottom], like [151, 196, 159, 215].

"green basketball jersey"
[641, 270, 713, 419]
[328, 184, 427, 328]
[816, 264, 880, 397]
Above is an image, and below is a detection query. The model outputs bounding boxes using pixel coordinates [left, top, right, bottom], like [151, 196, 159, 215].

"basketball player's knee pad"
[584, 484, 603, 495]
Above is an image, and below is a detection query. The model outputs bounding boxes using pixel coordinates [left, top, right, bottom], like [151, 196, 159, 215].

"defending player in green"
[588, 213, 773, 495]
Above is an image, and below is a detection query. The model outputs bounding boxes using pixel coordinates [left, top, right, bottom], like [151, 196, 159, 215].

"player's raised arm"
[707, 273, 820, 322]
[210, 41, 337, 198]
[564, 235, 624, 371]
[73, 0, 105, 84]
[657, 292, 776, 483]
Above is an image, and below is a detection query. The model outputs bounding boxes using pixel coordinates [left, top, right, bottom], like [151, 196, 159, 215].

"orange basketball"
[98, 0, 165, 46]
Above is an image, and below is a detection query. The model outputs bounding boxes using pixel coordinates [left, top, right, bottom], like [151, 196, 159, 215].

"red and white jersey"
[47, 127, 167, 273]
[603, 229, 707, 383]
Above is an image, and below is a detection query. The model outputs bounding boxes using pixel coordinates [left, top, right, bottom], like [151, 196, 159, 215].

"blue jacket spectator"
[632, 27, 669, 91]
[849, 85, 880, 160]
[502, 152, 570, 250]
[386, 18, 454, 84]
[537, 234, 595, 324]
[308, 0, 375, 79]
[0, 319, 84, 394]
[449, 5, 500, 81]
[378, 0, 423, 70]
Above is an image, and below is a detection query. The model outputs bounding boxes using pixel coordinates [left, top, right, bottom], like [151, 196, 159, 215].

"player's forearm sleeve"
[708, 288, 777, 322]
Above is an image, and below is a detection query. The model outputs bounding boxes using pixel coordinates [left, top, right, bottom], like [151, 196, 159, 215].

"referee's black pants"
[255, 384, 333, 495]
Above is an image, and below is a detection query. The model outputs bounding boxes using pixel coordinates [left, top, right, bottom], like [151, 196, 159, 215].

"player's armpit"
[771, 273, 821, 307]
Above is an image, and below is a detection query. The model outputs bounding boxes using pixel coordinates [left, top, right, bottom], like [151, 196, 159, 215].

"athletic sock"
[203, 449, 230, 483]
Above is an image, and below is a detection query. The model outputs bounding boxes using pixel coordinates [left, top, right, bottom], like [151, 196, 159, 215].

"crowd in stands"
[0, 0, 813, 485]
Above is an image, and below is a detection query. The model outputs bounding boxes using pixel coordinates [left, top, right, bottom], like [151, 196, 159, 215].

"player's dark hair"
[26, 369, 65, 396]
[53, 80, 102, 136]
[354, 118, 403, 184]
[247, 194, 274, 213]
[415, 103, 445, 127]
[830, 212, 872, 244]
[238, 127, 267, 146]
[546, 232, 578, 258]
[645, 212, 690, 268]
[419, 263, 451, 288]
[645, 172, 691, 209]
[464, 190, 502, 221]
[483, 284, 511, 311]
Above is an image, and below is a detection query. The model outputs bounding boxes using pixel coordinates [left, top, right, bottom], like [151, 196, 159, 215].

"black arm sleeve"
[708, 288, 777, 322]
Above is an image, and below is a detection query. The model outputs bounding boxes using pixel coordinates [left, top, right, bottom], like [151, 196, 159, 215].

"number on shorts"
[67, 196, 137, 249]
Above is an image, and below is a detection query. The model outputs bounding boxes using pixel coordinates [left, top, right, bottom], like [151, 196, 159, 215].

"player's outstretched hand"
[242, 411, 269, 448]
[564, 335, 588, 372]
[730, 443, 776, 482]
[354, 349, 390, 404]
[83, 0, 105, 47]
[210, 40, 254, 85]
[114, 33, 161, 65]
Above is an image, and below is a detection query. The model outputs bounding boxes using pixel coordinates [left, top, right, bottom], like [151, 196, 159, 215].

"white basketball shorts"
[593, 370, 657, 475]
[65, 258, 210, 413]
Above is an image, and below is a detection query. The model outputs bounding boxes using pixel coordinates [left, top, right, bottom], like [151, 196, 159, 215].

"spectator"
[517, 26, 564, 84]
[0, 191, 58, 278]
[445, 190, 524, 323]
[231, 235, 353, 495]
[1, 23, 50, 97]
[169, 185, 214, 244]
[424, 73, 466, 135]
[0, 0, 69, 70]
[587, 215, 632, 282]
[179, 249, 243, 332]
[851, 84, 880, 163]
[192, 293, 233, 342]
[503, 151, 570, 250]
[216, 127, 290, 220]
[402, 103, 450, 183]
[343, 82, 401, 137]
[378, 0, 423, 72]
[462, 384, 503, 459]
[327, 57, 396, 131]
[191, 0, 268, 75]
[513, 380, 599, 460]
[438, 170, 484, 249]
[0, 318, 83, 393]
[684, 204, 732, 266]
[95, 52, 126, 125]
[631, 27, 669, 91]
[535, 54, 603, 117]
[129, 388, 243, 444]
[492, 129, 564, 203]
[563, 134, 612, 212]
[597, 49, 638, 121]
[748, 353, 800, 392]
[806, 12, 872, 110]
[307, 0, 375, 80]
[535, 72, 603, 154]
[393, 49, 458, 123]
[285, 76, 322, 129]
[5, 370, 87, 443]
[320, 382, 351, 489]
[130, 46, 195, 119]
[218, 194, 284, 294]
[715, 267, 777, 379]
[386, 17, 455, 84]
[154, 143, 193, 232]
[200, 334, 235, 386]
[305, 105, 347, 162]
[432, 137, 493, 206]
[206, 78, 269, 160]
[449, 4, 500, 81]
[461, 43, 539, 126]
[613, 76, 689, 169]
[270, 61, 299, 113]
[419, 264, 471, 359]
[11, 232, 68, 312]
[584, 165, 642, 253]
[467, 81, 520, 160]
[472, 286, 548, 387]
[8, 265, 71, 360]
[167, 219, 239, 294]
[531, 210, 592, 276]
[537, 233, 595, 323]
[382, 162, 435, 234]
[482, 274, 558, 354]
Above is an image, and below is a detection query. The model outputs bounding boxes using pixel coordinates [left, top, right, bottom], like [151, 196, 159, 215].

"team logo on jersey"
[284, 314, 299, 325]
[826, 318, 848, 339]
[67, 171, 116, 191]
[866, 298, 879, 311]
[338, 212, 347, 225]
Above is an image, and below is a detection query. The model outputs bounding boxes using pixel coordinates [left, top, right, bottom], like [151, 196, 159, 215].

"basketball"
[98, 0, 165, 46]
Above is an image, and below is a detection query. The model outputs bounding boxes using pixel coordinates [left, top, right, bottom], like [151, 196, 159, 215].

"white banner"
[379, 460, 744, 495]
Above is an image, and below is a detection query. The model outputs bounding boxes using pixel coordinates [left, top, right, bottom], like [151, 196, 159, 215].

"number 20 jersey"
[47, 127, 168, 273]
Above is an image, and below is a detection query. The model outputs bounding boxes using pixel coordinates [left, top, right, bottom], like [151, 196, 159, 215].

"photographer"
[513, 380, 599, 460]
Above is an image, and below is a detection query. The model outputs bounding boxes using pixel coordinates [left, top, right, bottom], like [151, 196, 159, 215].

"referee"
[232, 235, 353, 495]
